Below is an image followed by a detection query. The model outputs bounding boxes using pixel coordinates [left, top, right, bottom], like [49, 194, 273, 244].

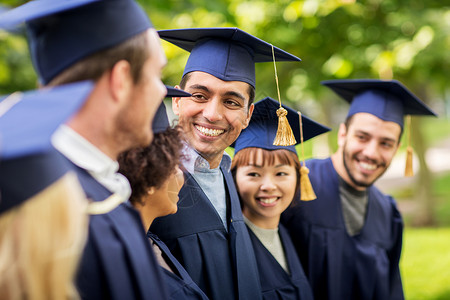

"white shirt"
[52, 125, 131, 202]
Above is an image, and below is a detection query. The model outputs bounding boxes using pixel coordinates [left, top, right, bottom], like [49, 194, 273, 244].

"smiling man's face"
[337, 112, 401, 189]
[173, 71, 254, 168]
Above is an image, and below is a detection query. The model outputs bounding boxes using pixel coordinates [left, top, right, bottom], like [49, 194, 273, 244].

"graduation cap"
[0, 0, 153, 85]
[0, 81, 94, 214]
[151, 86, 191, 134]
[165, 85, 191, 98]
[158, 27, 301, 88]
[322, 79, 437, 176]
[159, 27, 302, 146]
[233, 97, 330, 200]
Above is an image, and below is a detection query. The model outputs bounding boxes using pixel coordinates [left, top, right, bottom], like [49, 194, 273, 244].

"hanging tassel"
[273, 107, 296, 146]
[405, 146, 414, 177]
[300, 165, 316, 201]
[297, 111, 316, 201]
[404, 115, 414, 177]
[271, 44, 296, 146]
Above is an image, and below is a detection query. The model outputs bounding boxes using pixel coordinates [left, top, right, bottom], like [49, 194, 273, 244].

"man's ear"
[337, 123, 348, 148]
[109, 60, 132, 104]
[242, 103, 254, 129]
[171, 85, 183, 116]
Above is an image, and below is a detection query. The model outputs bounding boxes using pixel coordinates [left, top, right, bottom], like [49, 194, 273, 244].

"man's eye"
[381, 142, 394, 149]
[356, 135, 367, 141]
[225, 100, 238, 106]
[224, 100, 242, 108]
[192, 94, 207, 100]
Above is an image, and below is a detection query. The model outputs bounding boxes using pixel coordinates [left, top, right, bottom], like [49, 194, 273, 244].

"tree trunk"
[410, 91, 436, 226]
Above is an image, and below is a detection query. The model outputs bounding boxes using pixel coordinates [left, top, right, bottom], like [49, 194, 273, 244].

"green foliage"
[433, 172, 450, 226]
[392, 172, 450, 227]
[401, 227, 450, 300]
[139, 0, 449, 132]
[0, 0, 448, 225]
[0, 31, 37, 94]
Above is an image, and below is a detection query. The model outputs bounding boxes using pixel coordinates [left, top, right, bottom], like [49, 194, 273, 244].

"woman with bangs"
[231, 97, 329, 300]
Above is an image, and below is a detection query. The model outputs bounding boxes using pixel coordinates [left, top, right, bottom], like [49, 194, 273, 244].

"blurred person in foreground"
[0, 0, 169, 298]
[0, 82, 93, 300]
[281, 79, 437, 300]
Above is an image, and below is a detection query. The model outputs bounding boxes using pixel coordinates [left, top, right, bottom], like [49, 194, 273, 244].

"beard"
[342, 144, 388, 189]
[114, 106, 153, 155]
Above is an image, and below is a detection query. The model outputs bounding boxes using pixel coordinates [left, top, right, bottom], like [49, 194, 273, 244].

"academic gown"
[247, 224, 313, 300]
[68, 161, 168, 300]
[150, 165, 262, 300]
[148, 232, 210, 300]
[281, 158, 404, 300]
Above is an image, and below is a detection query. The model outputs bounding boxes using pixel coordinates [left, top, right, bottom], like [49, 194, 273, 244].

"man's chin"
[136, 133, 153, 148]
[349, 174, 377, 188]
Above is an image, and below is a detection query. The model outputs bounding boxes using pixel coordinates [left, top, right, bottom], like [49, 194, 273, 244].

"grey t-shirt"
[338, 176, 368, 236]
[244, 216, 290, 274]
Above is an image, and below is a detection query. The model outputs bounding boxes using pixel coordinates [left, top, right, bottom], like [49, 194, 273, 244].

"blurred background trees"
[1, 0, 449, 225]
[1, 1, 449, 298]
[145, 0, 450, 228]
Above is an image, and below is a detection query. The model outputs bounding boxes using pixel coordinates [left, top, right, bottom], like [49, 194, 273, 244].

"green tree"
[1, 0, 448, 224]
[140, 0, 449, 226]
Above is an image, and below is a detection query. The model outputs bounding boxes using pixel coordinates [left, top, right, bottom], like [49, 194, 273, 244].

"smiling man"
[282, 79, 437, 300]
[150, 28, 301, 300]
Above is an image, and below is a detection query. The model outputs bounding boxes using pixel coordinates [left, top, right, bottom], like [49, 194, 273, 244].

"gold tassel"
[271, 45, 296, 146]
[273, 107, 296, 146]
[405, 146, 414, 177]
[300, 165, 316, 201]
[297, 111, 316, 201]
[404, 115, 414, 177]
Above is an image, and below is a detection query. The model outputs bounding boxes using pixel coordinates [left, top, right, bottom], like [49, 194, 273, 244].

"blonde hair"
[0, 172, 88, 300]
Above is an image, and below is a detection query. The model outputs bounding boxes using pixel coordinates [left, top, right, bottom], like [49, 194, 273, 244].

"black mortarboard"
[152, 86, 191, 134]
[321, 79, 437, 128]
[158, 27, 301, 88]
[0, 0, 152, 85]
[0, 81, 93, 214]
[233, 97, 330, 155]
[165, 85, 191, 98]
[322, 78, 437, 177]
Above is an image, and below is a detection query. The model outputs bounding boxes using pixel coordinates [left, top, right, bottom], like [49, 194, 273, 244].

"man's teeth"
[360, 162, 376, 171]
[195, 125, 224, 137]
[259, 197, 278, 204]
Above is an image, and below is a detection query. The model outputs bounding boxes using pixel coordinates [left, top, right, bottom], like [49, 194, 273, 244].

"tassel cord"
[271, 45, 282, 109]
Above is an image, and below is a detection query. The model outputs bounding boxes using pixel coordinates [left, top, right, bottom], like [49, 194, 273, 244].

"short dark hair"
[179, 72, 255, 108]
[118, 126, 185, 205]
[47, 30, 150, 86]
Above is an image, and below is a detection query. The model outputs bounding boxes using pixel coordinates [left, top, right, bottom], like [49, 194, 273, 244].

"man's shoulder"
[306, 157, 331, 166]
[305, 157, 334, 176]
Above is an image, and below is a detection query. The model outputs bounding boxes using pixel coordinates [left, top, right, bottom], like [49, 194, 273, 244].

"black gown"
[70, 161, 168, 300]
[281, 158, 404, 300]
[150, 164, 262, 300]
[247, 224, 313, 300]
[148, 232, 209, 299]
